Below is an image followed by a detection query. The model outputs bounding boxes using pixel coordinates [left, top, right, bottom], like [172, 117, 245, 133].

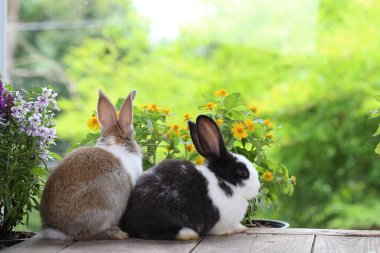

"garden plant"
[0, 79, 59, 239]
[80, 89, 295, 224]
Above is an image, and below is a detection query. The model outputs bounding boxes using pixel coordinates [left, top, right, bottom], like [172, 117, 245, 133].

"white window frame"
[0, 0, 7, 80]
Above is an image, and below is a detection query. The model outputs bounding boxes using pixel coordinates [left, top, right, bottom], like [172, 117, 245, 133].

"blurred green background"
[5, 0, 380, 231]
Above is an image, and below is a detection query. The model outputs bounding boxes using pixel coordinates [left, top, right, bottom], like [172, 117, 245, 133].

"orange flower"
[206, 102, 216, 110]
[264, 119, 273, 128]
[231, 122, 248, 140]
[185, 144, 195, 153]
[244, 119, 254, 131]
[148, 104, 159, 112]
[196, 156, 205, 165]
[171, 124, 180, 136]
[183, 113, 192, 121]
[166, 130, 173, 140]
[263, 171, 274, 182]
[266, 133, 274, 139]
[214, 89, 228, 97]
[249, 105, 258, 113]
[87, 114, 100, 130]
[161, 108, 171, 116]
[216, 119, 224, 126]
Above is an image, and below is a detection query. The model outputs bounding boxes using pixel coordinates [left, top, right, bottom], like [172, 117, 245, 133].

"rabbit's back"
[40, 147, 131, 239]
[120, 159, 219, 239]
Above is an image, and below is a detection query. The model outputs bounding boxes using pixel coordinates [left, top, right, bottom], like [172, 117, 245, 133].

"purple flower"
[26, 125, 39, 136]
[37, 96, 49, 108]
[0, 80, 14, 122]
[28, 114, 41, 127]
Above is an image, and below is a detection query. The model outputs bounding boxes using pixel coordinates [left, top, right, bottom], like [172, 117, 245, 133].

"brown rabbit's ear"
[118, 89, 136, 135]
[97, 89, 118, 130]
[195, 115, 227, 158]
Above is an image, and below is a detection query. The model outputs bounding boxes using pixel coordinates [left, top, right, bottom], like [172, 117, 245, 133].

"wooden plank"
[246, 228, 380, 237]
[4, 234, 75, 253]
[192, 233, 314, 253]
[313, 235, 380, 253]
[60, 238, 201, 253]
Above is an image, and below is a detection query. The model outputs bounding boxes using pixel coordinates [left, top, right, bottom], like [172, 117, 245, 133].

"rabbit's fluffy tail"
[40, 228, 72, 240]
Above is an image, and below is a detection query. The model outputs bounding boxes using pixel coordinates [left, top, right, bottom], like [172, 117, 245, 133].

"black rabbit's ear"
[189, 120, 207, 157]
[195, 115, 227, 158]
[97, 89, 117, 131]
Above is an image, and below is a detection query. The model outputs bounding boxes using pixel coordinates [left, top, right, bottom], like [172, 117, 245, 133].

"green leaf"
[375, 143, 380, 155]
[30, 167, 48, 177]
[49, 152, 63, 161]
[223, 93, 242, 110]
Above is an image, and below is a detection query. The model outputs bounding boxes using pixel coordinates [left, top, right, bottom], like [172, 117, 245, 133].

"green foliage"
[12, 0, 380, 230]
[77, 90, 294, 224]
[0, 80, 58, 238]
[370, 95, 380, 155]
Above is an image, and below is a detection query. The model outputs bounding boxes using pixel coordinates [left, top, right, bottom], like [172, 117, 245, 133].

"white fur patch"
[97, 136, 143, 187]
[176, 227, 199, 240]
[195, 152, 260, 235]
[40, 228, 72, 240]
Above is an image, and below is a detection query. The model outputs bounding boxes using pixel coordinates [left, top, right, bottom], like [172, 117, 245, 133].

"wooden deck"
[5, 228, 380, 253]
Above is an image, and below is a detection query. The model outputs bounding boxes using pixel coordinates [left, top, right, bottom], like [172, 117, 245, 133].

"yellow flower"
[266, 133, 274, 139]
[148, 104, 159, 112]
[264, 119, 273, 128]
[216, 119, 224, 126]
[244, 119, 254, 131]
[196, 156, 205, 165]
[263, 171, 274, 182]
[141, 104, 149, 110]
[87, 114, 100, 130]
[183, 113, 192, 121]
[182, 125, 189, 131]
[214, 89, 228, 97]
[166, 130, 173, 140]
[171, 124, 180, 136]
[181, 134, 190, 141]
[291, 175, 297, 185]
[185, 144, 195, 153]
[206, 102, 216, 110]
[231, 122, 248, 140]
[249, 105, 258, 113]
[116, 111, 120, 119]
[162, 108, 171, 116]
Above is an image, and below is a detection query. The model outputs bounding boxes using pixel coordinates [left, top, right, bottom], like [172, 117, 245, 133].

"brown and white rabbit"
[40, 89, 142, 241]
[120, 115, 260, 240]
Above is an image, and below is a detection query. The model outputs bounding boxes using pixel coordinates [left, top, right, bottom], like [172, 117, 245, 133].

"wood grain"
[192, 233, 314, 253]
[246, 228, 380, 237]
[313, 235, 380, 253]
[60, 238, 200, 253]
[3, 234, 75, 253]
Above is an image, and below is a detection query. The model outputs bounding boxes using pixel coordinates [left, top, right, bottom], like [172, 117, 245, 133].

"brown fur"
[40, 147, 132, 240]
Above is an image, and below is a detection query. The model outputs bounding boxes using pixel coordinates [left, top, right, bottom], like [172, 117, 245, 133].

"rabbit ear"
[118, 89, 136, 135]
[189, 120, 207, 157]
[97, 89, 117, 130]
[195, 115, 227, 158]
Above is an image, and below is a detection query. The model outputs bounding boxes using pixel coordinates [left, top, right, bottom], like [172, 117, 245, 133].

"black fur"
[119, 159, 220, 240]
[207, 152, 250, 187]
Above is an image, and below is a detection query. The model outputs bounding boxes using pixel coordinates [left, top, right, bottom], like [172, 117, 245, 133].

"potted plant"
[80, 89, 295, 228]
[0, 79, 59, 247]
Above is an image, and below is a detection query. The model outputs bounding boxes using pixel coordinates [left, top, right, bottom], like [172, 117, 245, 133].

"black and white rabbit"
[119, 115, 260, 240]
